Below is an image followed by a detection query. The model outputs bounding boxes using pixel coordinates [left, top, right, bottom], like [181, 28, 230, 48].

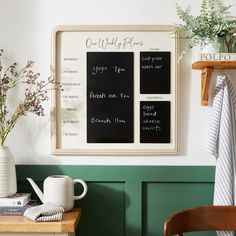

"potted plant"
[176, 0, 236, 60]
[0, 49, 61, 197]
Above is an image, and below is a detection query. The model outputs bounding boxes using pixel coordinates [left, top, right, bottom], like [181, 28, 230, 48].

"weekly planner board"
[51, 25, 179, 155]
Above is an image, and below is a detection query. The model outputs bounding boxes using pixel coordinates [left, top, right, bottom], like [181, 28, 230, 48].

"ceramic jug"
[27, 175, 87, 211]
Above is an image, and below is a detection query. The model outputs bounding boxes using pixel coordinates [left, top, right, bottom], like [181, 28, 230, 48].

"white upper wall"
[0, 0, 235, 165]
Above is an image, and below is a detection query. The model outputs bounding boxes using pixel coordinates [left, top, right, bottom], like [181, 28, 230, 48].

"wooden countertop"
[0, 208, 81, 233]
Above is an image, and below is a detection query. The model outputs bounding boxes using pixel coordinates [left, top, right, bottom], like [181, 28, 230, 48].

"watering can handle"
[73, 179, 88, 200]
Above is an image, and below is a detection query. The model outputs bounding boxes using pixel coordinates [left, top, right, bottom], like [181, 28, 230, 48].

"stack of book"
[193, 53, 236, 62]
[0, 193, 39, 216]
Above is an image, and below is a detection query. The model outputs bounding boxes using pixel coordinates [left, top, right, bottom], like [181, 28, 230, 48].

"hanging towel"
[208, 75, 236, 236]
[23, 202, 64, 222]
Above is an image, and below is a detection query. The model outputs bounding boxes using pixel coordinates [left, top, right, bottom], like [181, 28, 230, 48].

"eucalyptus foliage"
[176, 0, 236, 60]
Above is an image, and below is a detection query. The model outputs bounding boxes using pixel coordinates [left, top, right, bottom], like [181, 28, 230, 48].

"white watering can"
[27, 175, 88, 212]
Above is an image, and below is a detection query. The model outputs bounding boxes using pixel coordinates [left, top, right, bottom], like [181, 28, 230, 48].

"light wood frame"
[51, 25, 179, 155]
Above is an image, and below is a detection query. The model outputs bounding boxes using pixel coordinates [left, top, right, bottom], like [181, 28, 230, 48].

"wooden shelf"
[0, 208, 81, 233]
[192, 61, 236, 106]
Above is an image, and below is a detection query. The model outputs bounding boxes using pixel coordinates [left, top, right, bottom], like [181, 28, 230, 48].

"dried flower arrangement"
[0, 49, 61, 146]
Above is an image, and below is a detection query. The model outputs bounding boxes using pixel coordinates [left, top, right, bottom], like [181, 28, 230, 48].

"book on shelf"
[0, 193, 31, 207]
[0, 200, 40, 216]
[193, 53, 236, 62]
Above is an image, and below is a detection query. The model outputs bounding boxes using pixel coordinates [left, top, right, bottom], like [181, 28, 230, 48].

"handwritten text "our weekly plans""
[86, 37, 144, 50]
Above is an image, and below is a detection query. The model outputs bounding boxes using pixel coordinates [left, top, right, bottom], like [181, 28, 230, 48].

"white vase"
[199, 38, 229, 54]
[199, 39, 219, 53]
[0, 146, 17, 197]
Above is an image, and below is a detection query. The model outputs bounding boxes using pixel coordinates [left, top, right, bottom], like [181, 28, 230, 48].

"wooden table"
[0, 208, 81, 236]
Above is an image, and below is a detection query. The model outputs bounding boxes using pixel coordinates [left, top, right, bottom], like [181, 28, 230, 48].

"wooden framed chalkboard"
[51, 25, 179, 155]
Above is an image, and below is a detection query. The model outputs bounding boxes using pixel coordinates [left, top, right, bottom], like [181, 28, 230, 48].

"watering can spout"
[27, 177, 44, 203]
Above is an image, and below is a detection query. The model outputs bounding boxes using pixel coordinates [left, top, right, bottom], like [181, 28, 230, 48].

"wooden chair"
[164, 205, 236, 236]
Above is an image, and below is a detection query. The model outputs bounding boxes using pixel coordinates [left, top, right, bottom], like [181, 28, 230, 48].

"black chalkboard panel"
[140, 101, 170, 143]
[87, 52, 134, 143]
[140, 51, 170, 94]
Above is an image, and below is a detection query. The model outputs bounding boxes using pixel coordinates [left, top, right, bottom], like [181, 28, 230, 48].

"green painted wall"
[16, 166, 215, 236]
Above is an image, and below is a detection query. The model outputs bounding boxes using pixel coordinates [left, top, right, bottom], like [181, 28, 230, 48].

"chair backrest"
[164, 205, 236, 236]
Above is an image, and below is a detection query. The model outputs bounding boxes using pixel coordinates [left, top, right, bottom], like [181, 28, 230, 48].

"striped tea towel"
[208, 75, 236, 236]
[23, 202, 64, 222]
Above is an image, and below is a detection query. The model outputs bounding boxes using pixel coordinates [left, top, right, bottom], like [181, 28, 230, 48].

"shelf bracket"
[192, 60, 236, 106]
[200, 67, 213, 106]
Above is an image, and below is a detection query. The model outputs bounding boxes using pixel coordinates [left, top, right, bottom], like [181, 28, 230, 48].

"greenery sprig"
[0, 49, 62, 146]
[176, 0, 236, 60]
